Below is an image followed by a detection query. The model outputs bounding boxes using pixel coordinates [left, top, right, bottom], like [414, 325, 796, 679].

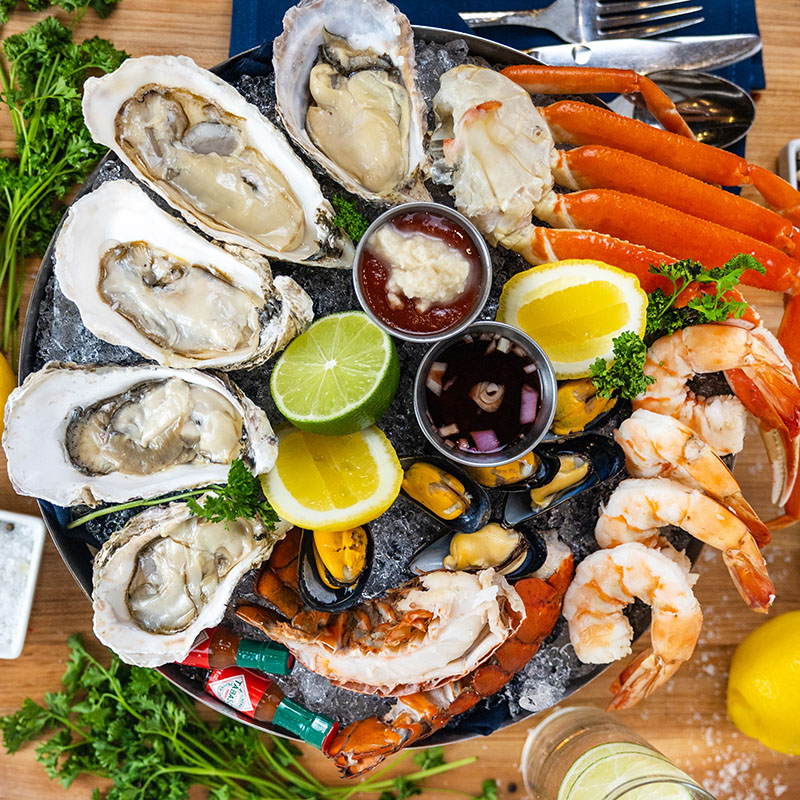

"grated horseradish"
[369, 223, 471, 312]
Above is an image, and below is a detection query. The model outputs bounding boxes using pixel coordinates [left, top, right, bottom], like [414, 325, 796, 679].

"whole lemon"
[727, 610, 800, 754]
[0, 352, 16, 438]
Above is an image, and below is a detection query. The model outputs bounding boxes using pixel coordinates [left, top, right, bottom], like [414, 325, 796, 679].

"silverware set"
[458, 0, 761, 148]
[460, 0, 705, 43]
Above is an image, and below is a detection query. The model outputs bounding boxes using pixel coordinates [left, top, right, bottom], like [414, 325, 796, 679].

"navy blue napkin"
[230, 0, 763, 93]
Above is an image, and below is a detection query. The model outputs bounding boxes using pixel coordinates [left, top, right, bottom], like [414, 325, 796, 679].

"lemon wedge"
[497, 259, 647, 379]
[261, 425, 402, 531]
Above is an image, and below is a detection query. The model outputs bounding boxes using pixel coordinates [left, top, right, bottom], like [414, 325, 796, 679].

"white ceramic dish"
[0, 509, 46, 659]
[778, 139, 800, 189]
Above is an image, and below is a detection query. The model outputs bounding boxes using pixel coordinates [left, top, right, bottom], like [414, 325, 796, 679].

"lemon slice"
[497, 259, 647, 379]
[261, 425, 402, 531]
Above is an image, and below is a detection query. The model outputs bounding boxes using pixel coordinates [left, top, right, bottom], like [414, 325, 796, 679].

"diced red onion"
[523, 363, 538, 374]
[520, 385, 538, 424]
[426, 361, 447, 396]
[457, 438, 471, 451]
[439, 423, 459, 437]
[496, 337, 512, 354]
[472, 429, 501, 452]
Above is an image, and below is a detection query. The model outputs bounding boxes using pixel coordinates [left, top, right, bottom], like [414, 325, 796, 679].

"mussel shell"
[399, 456, 491, 533]
[541, 399, 621, 442]
[297, 526, 373, 612]
[502, 434, 625, 526]
[408, 523, 547, 580]
[471, 449, 560, 494]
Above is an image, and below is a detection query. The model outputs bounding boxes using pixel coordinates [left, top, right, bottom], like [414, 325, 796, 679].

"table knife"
[522, 35, 761, 73]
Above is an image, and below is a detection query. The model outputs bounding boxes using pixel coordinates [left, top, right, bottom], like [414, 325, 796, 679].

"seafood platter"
[5, 0, 800, 778]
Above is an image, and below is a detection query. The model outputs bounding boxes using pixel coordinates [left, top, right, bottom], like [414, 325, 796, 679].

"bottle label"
[206, 668, 271, 717]
[180, 629, 213, 669]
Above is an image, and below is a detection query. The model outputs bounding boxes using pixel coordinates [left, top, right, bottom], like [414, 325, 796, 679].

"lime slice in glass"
[559, 743, 694, 800]
[270, 311, 399, 435]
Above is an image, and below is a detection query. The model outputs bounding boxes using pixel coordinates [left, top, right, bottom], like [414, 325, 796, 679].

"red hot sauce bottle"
[180, 627, 294, 675]
[204, 666, 338, 751]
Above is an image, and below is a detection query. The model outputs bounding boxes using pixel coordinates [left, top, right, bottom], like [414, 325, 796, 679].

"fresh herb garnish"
[186, 458, 277, 526]
[0, 5, 126, 360]
[644, 254, 765, 343]
[590, 331, 655, 400]
[479, 779, 500, 800]
[67, 458, 278, 530]
[0, 0, 120, 25]
[331, 194, 370, 242]
[1, 635, 486, 800]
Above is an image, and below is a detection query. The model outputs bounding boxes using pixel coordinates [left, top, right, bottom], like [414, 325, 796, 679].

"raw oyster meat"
[274, 0, 429, 203]
[82, 55, 353, 266]
[93, 501, 290, 666]
[55, 180, 313, 370]
[3, 363, 277, 507]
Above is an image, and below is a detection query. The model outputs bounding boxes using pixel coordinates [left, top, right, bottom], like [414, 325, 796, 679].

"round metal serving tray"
[20, 27, 702, 747]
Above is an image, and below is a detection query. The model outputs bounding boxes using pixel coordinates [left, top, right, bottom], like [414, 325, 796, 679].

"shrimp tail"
[722, 491, 771, 547]
[608, 649, 680, 711]
[722, 537, 776, 613]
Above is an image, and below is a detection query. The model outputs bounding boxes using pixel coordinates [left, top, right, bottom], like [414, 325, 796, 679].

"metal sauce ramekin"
[352, 202, 492, 343]
[413, 321, 558, 468]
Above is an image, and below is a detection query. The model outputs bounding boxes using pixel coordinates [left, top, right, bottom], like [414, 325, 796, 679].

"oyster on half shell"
[82, 55, 353, 267]
[274, 0, 430, 204]
[3, 363, 277, 507]
[92, 501, 291, 667]
[55, 181, 313, 370]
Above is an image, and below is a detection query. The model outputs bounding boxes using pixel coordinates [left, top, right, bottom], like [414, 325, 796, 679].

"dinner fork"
[460, 0, 706, 44]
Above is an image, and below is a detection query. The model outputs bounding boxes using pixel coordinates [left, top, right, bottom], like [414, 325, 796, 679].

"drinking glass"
[521, 706, 716, 800]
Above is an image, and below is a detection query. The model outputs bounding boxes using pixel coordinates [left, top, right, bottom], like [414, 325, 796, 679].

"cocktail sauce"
[358, 210, 483, 335]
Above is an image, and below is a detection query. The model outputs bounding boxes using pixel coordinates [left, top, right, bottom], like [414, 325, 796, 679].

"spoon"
[615, 69, 757, 149]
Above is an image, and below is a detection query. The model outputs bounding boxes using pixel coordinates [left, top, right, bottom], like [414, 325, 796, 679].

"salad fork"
[460, 0, 706, 43]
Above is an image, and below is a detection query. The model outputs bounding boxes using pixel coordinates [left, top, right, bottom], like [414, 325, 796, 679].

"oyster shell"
[82, 55, 353, 266]
[92, 501, 291, 666]
[273, 0, 430, 203]
[55, 181, 313, 370]
[3, 362, 277, 507]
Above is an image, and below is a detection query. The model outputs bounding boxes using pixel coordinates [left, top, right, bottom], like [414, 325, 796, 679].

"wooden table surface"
[1, 1, 799, 798]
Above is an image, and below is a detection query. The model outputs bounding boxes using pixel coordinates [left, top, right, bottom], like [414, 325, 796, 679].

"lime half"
[270, 311, 399, 436]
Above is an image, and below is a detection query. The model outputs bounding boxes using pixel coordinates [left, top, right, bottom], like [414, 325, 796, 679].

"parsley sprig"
[590, 331, 654, 400]
[331, 194, 370, 242]
[1, 635, 487, 800]
[644, 254, 765, 343]
[0, 4, 126, 360]
[67, 458, 279, 530]
[591, 254, 763, 401]
[0, 0, 120, 25]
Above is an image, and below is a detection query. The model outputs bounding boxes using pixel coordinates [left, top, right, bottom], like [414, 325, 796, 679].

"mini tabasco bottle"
[180, 627, 293, 675]
[204, 666, 338, 751]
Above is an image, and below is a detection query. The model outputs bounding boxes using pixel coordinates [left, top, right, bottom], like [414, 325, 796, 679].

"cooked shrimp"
[562, 542, 702, 710]
[615, 409, 769, 546]
[632, 323, 800, 506]
[595, 477, 775, 613]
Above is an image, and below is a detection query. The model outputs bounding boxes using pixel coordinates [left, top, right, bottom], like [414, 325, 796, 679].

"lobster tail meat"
[325, 535, 574, 777]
